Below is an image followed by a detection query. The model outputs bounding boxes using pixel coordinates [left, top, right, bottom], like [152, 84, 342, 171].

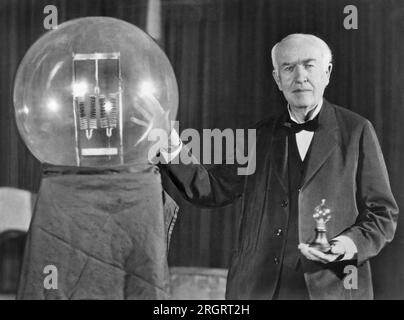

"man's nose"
[293, 65, 308, 83]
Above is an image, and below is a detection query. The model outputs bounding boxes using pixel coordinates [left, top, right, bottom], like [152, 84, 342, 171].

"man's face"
[272, 38, 332, 110]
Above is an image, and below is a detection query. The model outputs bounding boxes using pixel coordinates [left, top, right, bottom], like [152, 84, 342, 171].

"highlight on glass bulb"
[13, 17, 178, 167]
[139, 81, 157, 97]
[72, 81, 89, 98]
[46, 99, 60, 113]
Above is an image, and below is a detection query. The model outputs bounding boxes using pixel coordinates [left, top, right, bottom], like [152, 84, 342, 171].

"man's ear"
[326, 63, 333, 78]
[324, 63, 333, 86]
[272, 70, 282, 91]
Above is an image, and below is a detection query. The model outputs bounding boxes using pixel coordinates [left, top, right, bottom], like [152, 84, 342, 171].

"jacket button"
[281, 200, 288, 207]
[275, 228, 282, 236]
[274, 257, 280, 265]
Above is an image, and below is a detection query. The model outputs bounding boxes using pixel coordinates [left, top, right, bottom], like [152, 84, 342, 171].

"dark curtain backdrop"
[0, 0, 403, 299]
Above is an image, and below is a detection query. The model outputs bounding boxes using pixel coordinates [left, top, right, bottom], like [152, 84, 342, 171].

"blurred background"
[0, 0, 403, 299]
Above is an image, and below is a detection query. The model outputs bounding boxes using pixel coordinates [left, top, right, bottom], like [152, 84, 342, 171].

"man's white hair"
[271, 33, 333, 73]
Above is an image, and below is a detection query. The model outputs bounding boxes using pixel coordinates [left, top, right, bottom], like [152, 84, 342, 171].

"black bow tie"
[283, 117, 319, 133]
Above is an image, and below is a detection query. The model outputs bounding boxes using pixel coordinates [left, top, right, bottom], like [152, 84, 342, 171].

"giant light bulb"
[13, 17, 178, 167]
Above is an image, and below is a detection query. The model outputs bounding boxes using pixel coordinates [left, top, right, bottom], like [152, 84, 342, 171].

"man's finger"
[298, 244, 323, 262]
[306, 247, 335, 263]
[298, 243, 340, 263]
[329, 241, 346, 256]
[141, 94, 164, 115]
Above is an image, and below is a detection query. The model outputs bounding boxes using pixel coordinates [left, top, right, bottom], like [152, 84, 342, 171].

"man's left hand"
[298, 241, 346, 264]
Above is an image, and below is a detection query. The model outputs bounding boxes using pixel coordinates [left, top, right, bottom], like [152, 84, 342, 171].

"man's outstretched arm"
[158, 130, 246, 208]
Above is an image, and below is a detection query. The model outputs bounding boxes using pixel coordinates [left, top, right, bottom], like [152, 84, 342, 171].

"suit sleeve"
[158, 143, 246, 208]
[341, 120, 399, 266]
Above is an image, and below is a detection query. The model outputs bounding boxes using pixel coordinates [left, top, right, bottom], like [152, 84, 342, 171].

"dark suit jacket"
[161, 100, 398, 300]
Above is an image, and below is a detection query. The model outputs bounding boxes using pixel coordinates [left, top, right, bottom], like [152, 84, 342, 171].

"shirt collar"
[287, 98, 323, 124]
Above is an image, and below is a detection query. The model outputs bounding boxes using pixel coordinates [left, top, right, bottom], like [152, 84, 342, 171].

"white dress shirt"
[287, 99, 323, 161]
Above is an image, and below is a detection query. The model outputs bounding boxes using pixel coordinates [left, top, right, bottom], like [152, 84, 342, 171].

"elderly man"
[159, 34, 398, 299]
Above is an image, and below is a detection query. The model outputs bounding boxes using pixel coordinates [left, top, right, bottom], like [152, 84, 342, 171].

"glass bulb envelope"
[13, 17, 178, 167]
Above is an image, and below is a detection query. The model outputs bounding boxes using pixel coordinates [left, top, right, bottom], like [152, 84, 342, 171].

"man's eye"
[284, 66, 294, 72]
[305, 64, 314, 69]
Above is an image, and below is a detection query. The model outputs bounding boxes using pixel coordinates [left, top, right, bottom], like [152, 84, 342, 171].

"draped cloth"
[16, 164, 177, 300]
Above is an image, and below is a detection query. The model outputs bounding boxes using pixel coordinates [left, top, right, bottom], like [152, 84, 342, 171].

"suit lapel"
[270, 113, 289, 194]
[301, 100, 339, 189]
